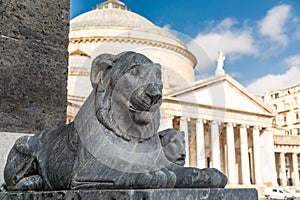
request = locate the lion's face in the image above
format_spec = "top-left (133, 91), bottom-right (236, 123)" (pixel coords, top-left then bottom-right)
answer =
top-left (124, 64), bottom-right (162, 125)
top-left (92, 52), bottom-right (163, 141)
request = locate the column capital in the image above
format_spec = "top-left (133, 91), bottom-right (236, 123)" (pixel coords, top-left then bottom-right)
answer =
top-left (196, 119), bottom-right (207, 124)
top-left (239, 124), bottom-right (249, 129)
top-left (252, 126), bottom-right (262, 131)
top-left (180, 117), bottom-right (190, 122)
top-left (225, 122), bottom-right (236, 127)
top-left (209, 120), bottom-right (221, 125)
top-left (161, 115), bottom-right (174, 120)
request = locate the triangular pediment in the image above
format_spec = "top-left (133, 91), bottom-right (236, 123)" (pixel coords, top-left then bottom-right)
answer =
top-left (69, 49), bottom-right (90, 57)
top-left (165, 75), bottom-right (274, 116)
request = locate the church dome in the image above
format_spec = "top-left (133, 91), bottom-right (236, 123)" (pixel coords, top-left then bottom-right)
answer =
top-left (69, 0), bottom-right (188, 49)
top-left (71, 7), bottom-right (156, 30)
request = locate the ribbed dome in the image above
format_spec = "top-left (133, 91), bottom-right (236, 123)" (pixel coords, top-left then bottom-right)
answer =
top-left (71, 8), bottom-right (156, 30)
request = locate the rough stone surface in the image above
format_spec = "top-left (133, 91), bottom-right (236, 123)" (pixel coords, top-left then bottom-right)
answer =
top-left (0, 188), bottom-right (258, 200)
top-left (3, 52), bottom-right (227, 191)
top-left (0, 0), bottom-right (69, 133)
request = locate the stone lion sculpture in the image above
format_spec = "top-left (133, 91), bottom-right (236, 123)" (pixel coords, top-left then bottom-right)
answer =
top-left (4, 51), bottom-right (227, 191)
top-left (159, 129), bottom-right (186, 166)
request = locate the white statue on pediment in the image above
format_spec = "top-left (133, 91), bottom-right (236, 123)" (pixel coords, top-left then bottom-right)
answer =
top-left (217, 51), bottom-right (225, 69)
top-left (215, 51), bottom-right (226, 76)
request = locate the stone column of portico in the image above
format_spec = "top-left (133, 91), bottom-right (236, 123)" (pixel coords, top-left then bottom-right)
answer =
top-left (252, 126), bottom-right (262, 185)
top-left (159, 115), bottom-right (174, 131)
top-left (196, 119), bottom-right (206, 169)
top-left (210, 121), bottom-right (221, 170)
top-left (280, 152), bottom-right (287, 186)
top-left (226, 123), bottom-right (237, 184)
top-left (180, 117), bottom-right (189, 167)
top-left (292, 153), bottom-right (299, 186)
top-left (240, 125), bottom-right (251, 185)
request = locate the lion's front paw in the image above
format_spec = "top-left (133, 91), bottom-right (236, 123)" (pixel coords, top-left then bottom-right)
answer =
top-left (194, 168), bottom-right (228, 188)
top-left (138, 169), bottom-right (176, 188)
top-left (13, 175), bottom-right (43, 191)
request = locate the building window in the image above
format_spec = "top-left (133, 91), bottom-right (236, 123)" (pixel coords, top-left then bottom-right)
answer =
top-left (285, 131), bottom-right (289, 135)
top-left (284, 116), bottom-right (287, 123)
top-left (275, 93), bottom-right (279, 98)
top-left (296, 113), bottom-right (299, 120)
top-left (290, 129), bottom-right (293, 135)
top-left (297, 128), bottom-right (300, 135)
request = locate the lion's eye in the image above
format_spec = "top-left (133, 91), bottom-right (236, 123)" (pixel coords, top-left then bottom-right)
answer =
top-left (130, 68), bottom-right (139, 76)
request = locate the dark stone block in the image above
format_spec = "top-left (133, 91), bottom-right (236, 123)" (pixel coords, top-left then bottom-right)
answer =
top-left (0, 0), bottom-right (69, 133)
top-left (0, 188), bottom-right (258, 200)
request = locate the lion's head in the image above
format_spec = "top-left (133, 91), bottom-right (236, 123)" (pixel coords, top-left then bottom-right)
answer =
top-left (90, 52), bottom-right (163, 141)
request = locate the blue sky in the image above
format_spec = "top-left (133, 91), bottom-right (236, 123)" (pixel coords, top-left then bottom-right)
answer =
top-left (71, 0), bottom-right (300, 95)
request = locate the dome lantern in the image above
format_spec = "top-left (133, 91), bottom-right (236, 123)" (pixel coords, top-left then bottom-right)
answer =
top-left (96, 0), bottom-right (127, 10)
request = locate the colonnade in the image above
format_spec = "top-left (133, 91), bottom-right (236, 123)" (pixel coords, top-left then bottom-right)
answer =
top-left (276, 152), bottom-right (300, 186)
top-left (160, 115), bottom-right (265, 185)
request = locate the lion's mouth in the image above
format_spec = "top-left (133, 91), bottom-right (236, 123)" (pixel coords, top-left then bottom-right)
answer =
top-left (128, 99), bottom-right (161, 113)
top-left (128, 100), bottom-right (160, 125)
top-left (175, 157), bottom-right (186, 166)
top-left (127, 84), bottom-right (162, 125)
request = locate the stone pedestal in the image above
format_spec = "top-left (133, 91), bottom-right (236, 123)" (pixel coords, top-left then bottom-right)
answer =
top-left (0, 188), bottom-right (258, 200)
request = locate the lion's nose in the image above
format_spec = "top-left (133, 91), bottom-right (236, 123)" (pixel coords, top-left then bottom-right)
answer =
top-left (145, 84), bottom-right (162, 105)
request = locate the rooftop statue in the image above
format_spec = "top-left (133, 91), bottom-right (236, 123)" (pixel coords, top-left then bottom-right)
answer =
top-left (217, 51), bottom-right (225, 70)
top-left (3, 52), bottom-right (227, 191)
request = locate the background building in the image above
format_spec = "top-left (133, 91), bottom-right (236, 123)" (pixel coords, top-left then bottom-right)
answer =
top-left (264, 85), bottom-right (300, 187)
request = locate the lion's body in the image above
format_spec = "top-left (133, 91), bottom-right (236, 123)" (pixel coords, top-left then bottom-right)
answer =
top-left (4, 122), bottom-right (177, 190)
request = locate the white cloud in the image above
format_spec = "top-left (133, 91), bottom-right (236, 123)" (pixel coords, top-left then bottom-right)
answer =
top-left (258, 4), bottom-right (291, 46)
top-left (193, 18), bottom-right (258, 63)
top-left (162, 24), bottom-right (171, 30)
top-left (216, 18), bottom-right (238, 30)
top-left (284, 54), bottom-right (300, 66)
top-left (247, 66), bottom-right (300, 95)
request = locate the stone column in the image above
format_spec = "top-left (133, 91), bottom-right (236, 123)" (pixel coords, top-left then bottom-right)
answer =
top-left (252, 127), bottom-right (262, 185)
top-left (240, 125), bottom-right (251, 185)
top-left (226, 123), bottom-right (237, 184)
top-left (0, 0), bottom-right (69, 134)
top-left (196, 119), bottom-right (206, 169)
top-left (210, 121), bottom-right (221, 170)
top-left (180, 117), bottom-right (189, 167)
top-left (280, 152), bottom-right (287, 186)
top-left (159, 115), bottom-right (173, 131)
top-left (292, 153), bottom-right (299, 186)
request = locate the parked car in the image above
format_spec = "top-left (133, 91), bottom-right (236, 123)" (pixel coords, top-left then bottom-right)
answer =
top-left (264, 187), bottom-right (296, 200)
